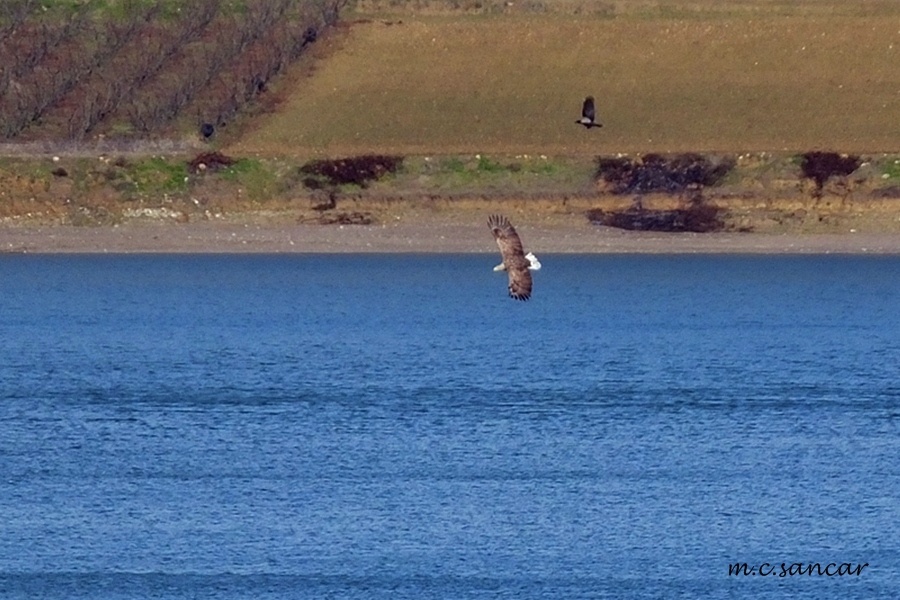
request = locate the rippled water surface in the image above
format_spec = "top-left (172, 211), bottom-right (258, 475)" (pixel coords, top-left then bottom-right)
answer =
top-left (1, 254), bottom-right (899, 599)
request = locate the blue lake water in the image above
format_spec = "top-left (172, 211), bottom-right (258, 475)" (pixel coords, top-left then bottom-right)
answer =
top-left (1, 253), bottom-right (899, 599)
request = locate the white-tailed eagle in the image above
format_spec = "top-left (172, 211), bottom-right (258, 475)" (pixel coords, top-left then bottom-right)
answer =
top-left (488, 214), bottom-right (541, 301)
top-left (576, 96), bottom-right (602, 129)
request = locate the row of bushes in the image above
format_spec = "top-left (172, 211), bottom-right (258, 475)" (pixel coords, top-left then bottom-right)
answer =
top-left (595, 151), bottom-right (861, 197)
top-left (590, 151), bottom-right (866, 232)
top-left (36, 149), bottom-right (883, 232)
top-left (179, 149), bottom-right (870, 189)
top-left (294, 151), bottom-right (864, 191)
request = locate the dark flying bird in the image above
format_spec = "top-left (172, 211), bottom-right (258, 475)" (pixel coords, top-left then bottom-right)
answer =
top-left (488, 214), bottom-right (541, 301)
top-left (576, 96), bottom-right (602, 129)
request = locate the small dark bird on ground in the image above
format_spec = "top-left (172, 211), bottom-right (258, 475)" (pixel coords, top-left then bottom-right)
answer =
top-left (576, 96), bottom-right (602, 129)
top-left (200, 123), bottom-right (215, 139)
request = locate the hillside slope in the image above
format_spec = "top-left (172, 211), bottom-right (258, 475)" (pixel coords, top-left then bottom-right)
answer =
top-left (3, 2), bottom-right (900, 236)
top-left (232, 9), bottom-right (900, 157)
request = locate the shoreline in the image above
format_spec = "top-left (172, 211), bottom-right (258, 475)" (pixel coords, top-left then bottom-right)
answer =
top-left (3, 220), bottom-right (900, 254)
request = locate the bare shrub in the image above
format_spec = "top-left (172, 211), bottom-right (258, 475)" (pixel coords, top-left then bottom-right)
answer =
top-left (596, 153), bottom-right (735, 195)
top-left (0, 5), bottom-right (148, 139)
top-left (586, 201), bottom-right (724, 233)
top-left (870, 186), bottom-right (900, 199)
top-left (65, 0), bottom-right (220, 138)
top-left (311, 0), bottom-right (353, 26)
top-left (127, 59), bottom-right (215, 132)
top-left (188, 151), bottom-right (236, 173)
top-left (300, 155), bottom-right (403, 188)
top-left (0, 0), bottom-right (39, 37)
top-left (305, 211), bottom-right (375, 225)
top-left (0, 10), bottom-right (90, 97)
top-left (798, 151), bottom-right (861, 197)
top-left (194, 4), bottom-right (322, 130)
top-left (2, 0), bottom-right (348, 140)
top-left (125, 0), bottom-right (300, 133)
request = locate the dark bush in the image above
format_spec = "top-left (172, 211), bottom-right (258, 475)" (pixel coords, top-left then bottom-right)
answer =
top-left (586, 201), bottom-right (724, 233)
top-left (188, 151), bottom-right (235, 173)
top-left (596, 153), bottom-right (734, 195)
top-left (302, 176), bottom-right (323, 190)
top-left (315, 211), bottom-right (373, 225)
top-left (299, 154), bottom-right (403, 188)
top-left (871, 185), bottom-right (900, 199)
top-left (799, 151), bottom-right (861, 196)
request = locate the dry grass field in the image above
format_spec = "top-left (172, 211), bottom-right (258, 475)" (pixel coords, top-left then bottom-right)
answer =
top-left (230, 0), bottom-right (900, 158)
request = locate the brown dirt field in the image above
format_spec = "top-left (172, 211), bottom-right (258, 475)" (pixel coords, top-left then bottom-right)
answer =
top-left (230, 13), bottom-right (900, 158)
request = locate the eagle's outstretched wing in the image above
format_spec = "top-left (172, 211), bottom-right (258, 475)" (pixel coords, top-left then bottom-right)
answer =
top-left (582, 96), bottom-right (596, 121)
top-left (488, 214), bottom-right (533, 301)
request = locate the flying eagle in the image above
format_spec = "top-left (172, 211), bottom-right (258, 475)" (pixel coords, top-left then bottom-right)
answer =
top-left (488, 214), bottom-right (541, 301)
top-left (576, 96), bottom-right (602, 129)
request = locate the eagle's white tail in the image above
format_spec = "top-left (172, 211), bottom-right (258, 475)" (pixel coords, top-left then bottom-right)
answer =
top-left (526, 252), bottom-right (541, 271)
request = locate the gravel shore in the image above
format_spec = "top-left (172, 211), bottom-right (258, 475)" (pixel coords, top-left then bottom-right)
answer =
top-left (3, 219), bottom-right (900, 254)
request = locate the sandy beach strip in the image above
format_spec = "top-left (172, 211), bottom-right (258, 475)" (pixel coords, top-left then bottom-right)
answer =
top-left (3, 221), bottom-right (900, 254)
